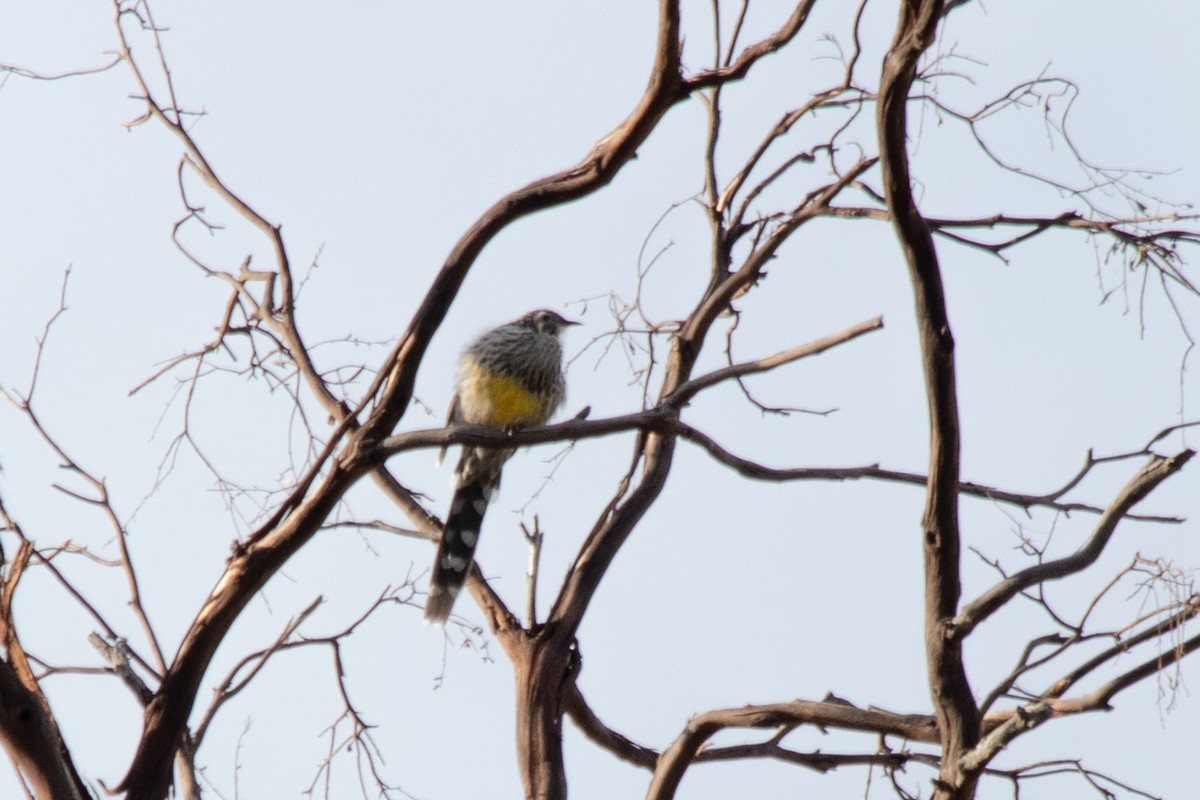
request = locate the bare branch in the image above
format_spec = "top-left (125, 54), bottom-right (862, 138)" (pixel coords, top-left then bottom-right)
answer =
top-left (383, 413), bottom-right (1186, 529)
top-left (1, 280), bottom-right (168, 673)
top-left (1041, 594), bottom-right (1200, 707)
top-left (0, 541), bottom-right (89, 800)
top-left (646, 698), bottom-right (940, 799)
top-left (821, 205), bottom-right (1200, 264)
top-left (685, 1), bottom-right (818, 91)
top-left (193, 596), bottom-right (324, 747)
top-left (88, 634), bottom-right (154, 706)
top-left (877, 1), bottom-right (982, 796)
top-left (955, 451), bottom-right (1194, 636)
top-left (562, 683), bottom-right (657, 770)
top-left (6, 3), bottom-right (1184, 799)
top-left (3, 349), bottom-right (168, 686)
top-left (115, 2), bottom-right (346, 430)
top-left (665, 316), bottom-right (883, 405)
top-left (0, 56), bottom-right (121, 81)
top-left (957, 703), bottom-right (1052, 782)
top-left (522, 518), bottom-right (544, 628)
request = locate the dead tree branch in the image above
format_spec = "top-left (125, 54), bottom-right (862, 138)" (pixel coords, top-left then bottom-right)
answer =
top-left (878, 1), bottom-right (981, 797)
top-left (645, 698), bottom-right (939, 799)
top-left (0, 541), bottom-right (89, 800)
top-left (954, 451), bottom-right (1194, 636)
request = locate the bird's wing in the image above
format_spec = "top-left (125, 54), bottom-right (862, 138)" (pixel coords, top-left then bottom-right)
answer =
top-left (434, 391), bottom-right (461, 468)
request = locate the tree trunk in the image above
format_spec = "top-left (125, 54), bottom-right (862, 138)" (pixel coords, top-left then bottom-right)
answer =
top-left (511, 627), bottom-right (576, 800)
top-left (877, 1), bottom-right (981, 797)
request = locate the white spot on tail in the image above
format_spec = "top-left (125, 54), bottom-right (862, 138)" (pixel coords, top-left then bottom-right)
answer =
top-left (472, 498), bottom-right (488, 515)
top-left (460, 529), bottom-right (477, 548)
top-left (441, 553), bottom-right (469, 572)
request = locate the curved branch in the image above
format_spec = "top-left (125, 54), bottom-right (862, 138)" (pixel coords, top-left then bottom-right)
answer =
top-left (115, 1), bottom-right (695, 793)
top-left (563, 683), bottom-right (657, 770)
top-left (685, 0), bottom-right (817, 91)
top-left (364, 0), bottom-right (842, 448)
top-left (116, 447), bottom-right (374, 798)
top-left (646, 699), bottom-right (940, 799)
top-left (359, 0), bottom-right (687, 442)
top-left (954, 450), bottom-right (1194, 636)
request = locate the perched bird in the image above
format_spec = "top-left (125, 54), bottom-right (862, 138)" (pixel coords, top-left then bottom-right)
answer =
top-left (424, 309), bottom-right (577, 625)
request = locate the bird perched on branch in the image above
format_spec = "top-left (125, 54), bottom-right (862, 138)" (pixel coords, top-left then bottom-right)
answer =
top-left (424, 309), bottom-right (578, 625)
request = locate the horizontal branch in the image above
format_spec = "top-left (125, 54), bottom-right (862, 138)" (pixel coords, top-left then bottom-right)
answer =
top-left (377, 408), bottom-right (677, 455)
top-left (0, 57), bottom-right (121, 81)
top-left (568, 682), bottom-right (933, 779)
top-left (646, 698), bottom-right (939, 798)
top-left (380, 414), bottom-right (1186, 525)
top-left (385, 314), bottom-right (884, 459)
top-left (695, 741), bottom-right (915, 772)
top-left (675, 425), bottom-right (1184, 521)
top-left (822, 205), bottom-right (1200, 257)
top-left (595, 661), bottom-right (1200, 798)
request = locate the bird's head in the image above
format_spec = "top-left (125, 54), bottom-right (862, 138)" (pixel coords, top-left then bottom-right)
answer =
top-left (517, 309), bottom-right (580, 336)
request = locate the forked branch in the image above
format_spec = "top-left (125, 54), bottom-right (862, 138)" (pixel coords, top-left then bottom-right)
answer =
top-left (954, 450), bottom-right (1194, 636)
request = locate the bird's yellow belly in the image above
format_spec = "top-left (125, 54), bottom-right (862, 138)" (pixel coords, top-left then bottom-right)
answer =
top-left (460, 364), bottom-right (548, 428)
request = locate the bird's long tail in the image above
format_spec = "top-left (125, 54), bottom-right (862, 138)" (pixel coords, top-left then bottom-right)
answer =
top-left (424, 476), bottom-right (494, 625)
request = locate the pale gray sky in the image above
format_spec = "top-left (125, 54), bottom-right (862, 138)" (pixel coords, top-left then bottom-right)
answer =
top-left (1, 2), bottom-right (1198, 799)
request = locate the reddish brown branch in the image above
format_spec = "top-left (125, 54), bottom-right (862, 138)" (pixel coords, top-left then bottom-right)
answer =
top-left (954, 451), bottom-right (1194, 636)
top-left (684, 0), bottom-right (817, 91)
top-left (113, 0), bottom-right (686, 793)
top-left (488, 8), bottom-right (844, 795)
top-left (116, 458), bottom-right (369, 798)
top-left (646, 699), bottom-right (940, 799)
top-left (360, 0), bottom-right (688, 446)
top-left (877, 1), bottom-right (980, 797)
top-left (0, 541), bottom-right (90, 800)
top-left (563, 683), bottom-right (658, 770)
